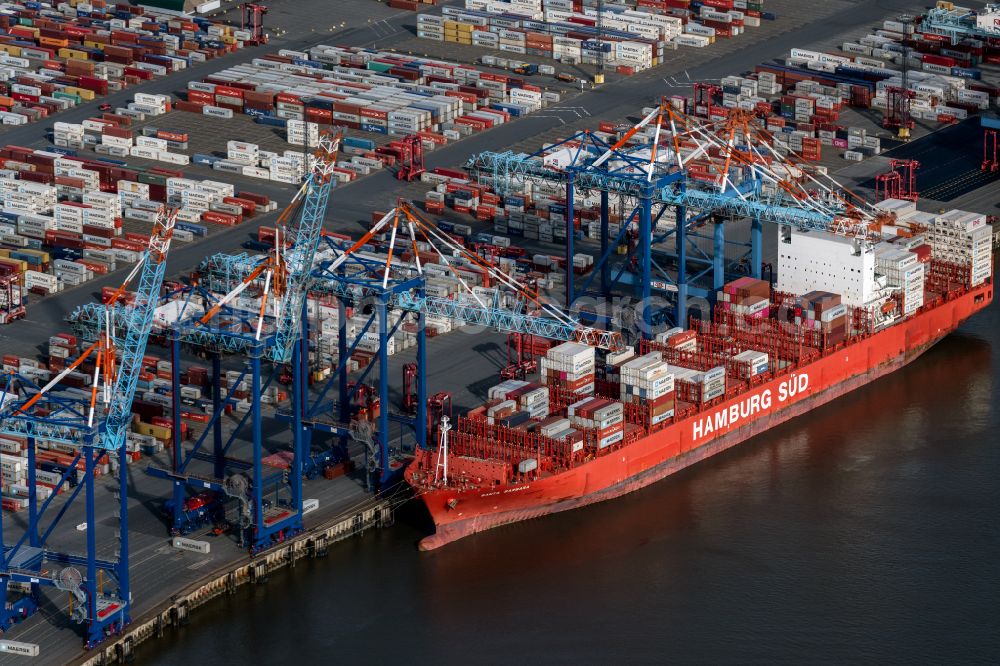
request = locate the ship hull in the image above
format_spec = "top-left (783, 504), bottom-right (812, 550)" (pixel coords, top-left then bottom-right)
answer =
top-left (409, 283), bottom-right (993, 550)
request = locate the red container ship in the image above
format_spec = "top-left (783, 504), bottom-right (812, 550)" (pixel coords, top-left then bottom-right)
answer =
top-left (406, 252), bottom-right (994, 550)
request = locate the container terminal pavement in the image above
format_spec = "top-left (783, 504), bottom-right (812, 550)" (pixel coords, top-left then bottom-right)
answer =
top-left (0, 0), bottom-right (997, 662)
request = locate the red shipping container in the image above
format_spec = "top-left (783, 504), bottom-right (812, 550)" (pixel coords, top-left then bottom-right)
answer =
top-left (111, 237), bottom-right (145, 251)
top-left (201, 211), bottom-right (241, 226)
top-left (174, 101), bottom-right (206, 113)
top-left (77, 259), bottom-right (109, 275)
top-left (305, 106), bottom-right (332, 123)
top-left (156, 130), bottom-right (188, 142)
top-left (276, 92), bottom-right (302, 105)
top-left (237, 191), bottom-right (270, 206)
top-left (213, 84), bottom-right (244, 98)
top-left (223, 196), bottom-right (256, 216)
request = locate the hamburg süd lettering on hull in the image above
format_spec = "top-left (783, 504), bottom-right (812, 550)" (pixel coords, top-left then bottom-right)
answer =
top-left (692, 373), bottom-right (810, 441)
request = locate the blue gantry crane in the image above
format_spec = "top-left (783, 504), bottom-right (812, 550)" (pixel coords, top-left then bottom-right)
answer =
top-left (145, 131), bottom-right (344, 552)
top-left (71, 132), bottom-right (347, 552)
top-left (466, 99), bottom-right (872, 331)
top-left (0, 207), bottom-right (177, 648)
top-left (297, 200), bottom-right (625, 485)
top-left (138, 196), bottom-right (625, 491)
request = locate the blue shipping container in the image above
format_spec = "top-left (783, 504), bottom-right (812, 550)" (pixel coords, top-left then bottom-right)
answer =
top-left (176, 222), bottom-right (208, 237)
top-left (951, 66), bottom-right (982, 80)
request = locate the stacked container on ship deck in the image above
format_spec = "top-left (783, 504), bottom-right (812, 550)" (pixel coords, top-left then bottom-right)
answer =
top-left (485, 399), bottom-right (532, 428)
top-left (673, 366), bottom-right (726, 404)
top-left (488, 379), bottom-right (550, 419)
top-left (620, 353), bottom-right (675, 426)
top-left (716, 276), bottom-right (771, 317)
top-left (567, 397), bottom-right (624, 449)
top-left (797, 291), bottom-right (848, 345)
top-left (541, 342), bottom-right (595, 395)
top-left (601, 347), bottom-right (635, 384)
top-left (927, 210), bottom-right (992, 288)
top-left (655, 327), bottom-right (697, 352)
top-left (728, 350), bottom-right (770, 381)
top-left (875, 244), bottom-right (925, 315)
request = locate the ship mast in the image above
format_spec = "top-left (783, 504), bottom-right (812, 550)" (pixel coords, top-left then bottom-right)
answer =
top-left (434, 416), bottom-right (451, 486)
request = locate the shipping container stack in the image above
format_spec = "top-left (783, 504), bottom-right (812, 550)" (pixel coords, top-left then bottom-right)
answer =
top-left (0, 144), bottom-right (277, 311)
top-left (793, 291), bottom-right (849, 346)
top-left (672, 365), bottom-right (726, 405)
top-left (653, 327), bottom-right (697, 352)
top-left (728, 349), bottom-right (770, 381)
top-left (875, 244), bottom-right (926, 316)
top-left (715, 276), bottom-right (771, 318)
top-left (619, 352), bottom-right (675, 427)
top-left (540, 341), bottom-right (596, 396)
top-left (488, 379), bottom-right (551, 419)
top-left (567, 396), bottom-right (625, 449)
top-left (417, 0), bottom-right (769, 73)
top-left (0, 1), bottom-right (255, 126)
top-left (743, 12), bottom-right (1000, 154)
top-left (926, 209), bottom-right (993, 290)
top-left (175, 45), bottom-right (555, 146)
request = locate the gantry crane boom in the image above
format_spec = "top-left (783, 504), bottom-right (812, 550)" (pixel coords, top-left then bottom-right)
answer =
top-left (102, 207), bottom-right (177, 450)
top-left (6, 207), bottom-right (177, 449)
top-left (271, 131), bottom-right (342, 362)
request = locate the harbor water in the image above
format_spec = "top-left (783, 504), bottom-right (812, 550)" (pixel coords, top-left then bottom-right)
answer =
top-left (141, 277), bottom-right (999, 664)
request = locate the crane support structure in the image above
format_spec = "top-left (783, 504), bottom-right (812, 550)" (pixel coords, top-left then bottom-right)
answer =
top-left (466, 99), bottom-right (880, 330)
top-left (0, 207), bottom-right (177, 648)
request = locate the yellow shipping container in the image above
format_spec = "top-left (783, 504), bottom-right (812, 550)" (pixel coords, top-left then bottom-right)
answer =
top-left (135, 422), bottom-right (171, 441)
top-left (64, 87), bottom-right (95, 101)
top-left (0, 44), bottom-right (22, 57)
top-left (222, 34), bottom-right (237, 45)
top-left (457, 24), bottom-right (473, 32)
top-left (83, 40), bottom-right (104, 50)
top-left (59, 48), bottom-right (90, 60)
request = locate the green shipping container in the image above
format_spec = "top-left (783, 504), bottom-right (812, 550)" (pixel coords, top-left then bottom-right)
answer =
top-left (138, 172), bottom-right (168, 186)
top-left (53, 91), bottom-right (82, 104)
